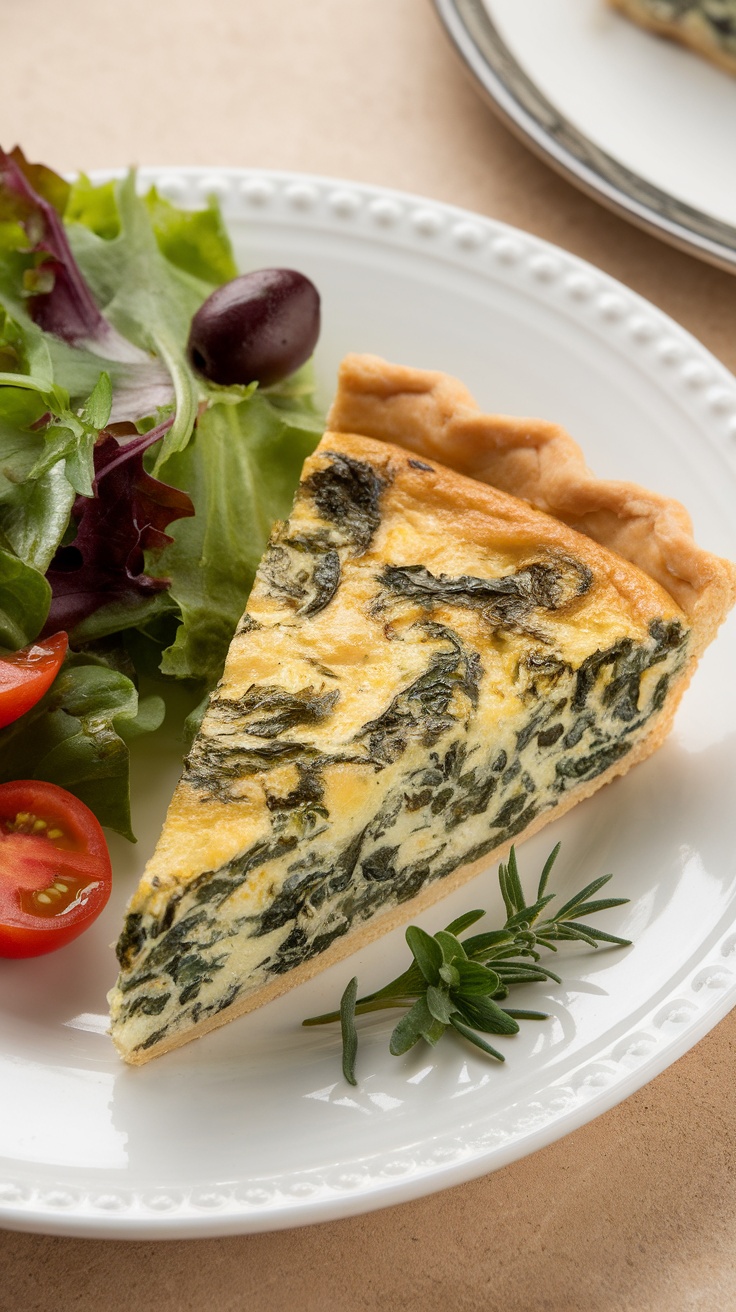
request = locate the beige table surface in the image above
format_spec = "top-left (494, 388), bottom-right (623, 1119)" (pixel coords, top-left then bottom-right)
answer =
top-left (2, 1), bottom-right (736, 1308)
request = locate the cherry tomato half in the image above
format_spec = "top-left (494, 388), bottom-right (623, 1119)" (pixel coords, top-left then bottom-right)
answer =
top-left (0, 781), bottom-right (112, 958)
top-left (0, 631), bottom-right (68, 729)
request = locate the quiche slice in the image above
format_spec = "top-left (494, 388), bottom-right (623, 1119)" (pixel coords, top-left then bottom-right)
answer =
top-left (608, 0), bottom-right (736, 76)
top-left (109, 356), bottom-right (736, 1064)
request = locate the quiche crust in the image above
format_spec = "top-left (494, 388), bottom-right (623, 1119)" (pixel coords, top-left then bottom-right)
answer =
top-left (328, 354), bottom-right (736, 660)
top-left (109, 357), bottom-right (735, 1065)
top-left (607, 0), bottom-right (736, 76)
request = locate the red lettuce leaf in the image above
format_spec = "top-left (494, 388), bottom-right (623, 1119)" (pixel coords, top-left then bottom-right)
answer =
top-left (44, 418), bottom-right (194, 635)
top-left (0, 147), bottom-right (176, 427)
top-left (0, 145), bottom-right (113, 346)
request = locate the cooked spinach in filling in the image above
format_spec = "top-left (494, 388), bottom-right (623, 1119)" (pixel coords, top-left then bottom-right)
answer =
top-left (111, 447), bottom-right (690, 1056)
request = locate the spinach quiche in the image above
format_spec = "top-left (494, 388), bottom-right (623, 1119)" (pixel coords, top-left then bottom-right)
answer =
top-left (608, 0), bottom-right (736, 75)
top-left (109, 355), bottom-right (736, 1064)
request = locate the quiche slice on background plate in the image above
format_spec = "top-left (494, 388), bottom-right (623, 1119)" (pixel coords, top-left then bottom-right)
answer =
top-left (608, 0), bottom-right (736, 77)
top-left (109, 355), bottom-right (736, 1065)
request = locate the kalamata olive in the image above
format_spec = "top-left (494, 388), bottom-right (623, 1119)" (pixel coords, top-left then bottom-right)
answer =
top-left (187, 268), bottom-right (320, 388)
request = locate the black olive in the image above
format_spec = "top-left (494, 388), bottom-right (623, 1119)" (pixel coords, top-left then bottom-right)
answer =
top-left (187, 268), bottom-right (321, 388)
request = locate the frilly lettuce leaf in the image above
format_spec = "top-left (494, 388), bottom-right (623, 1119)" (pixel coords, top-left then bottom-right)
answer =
top-left (1, 146), bottom-right (128, 352)
top-left (66, 172), bottom-right (231, 463)
top-left (144, 187), bottom-right (238, 286)
top-left (28, 371), bottom-right (112, 498)
top-left (65, 175), bottom-right (120, 240)
top-left (0, 318), bottom-right (115, 580)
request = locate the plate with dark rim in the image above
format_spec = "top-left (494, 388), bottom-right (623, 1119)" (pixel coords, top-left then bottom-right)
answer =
top-left (433, 0), bottom-right (736, 273)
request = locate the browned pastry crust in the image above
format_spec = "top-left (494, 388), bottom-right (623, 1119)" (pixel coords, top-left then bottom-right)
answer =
top-left (327, 353), bottom-right (736, 661)
top-left (607, 0), bottom-right (736, 77)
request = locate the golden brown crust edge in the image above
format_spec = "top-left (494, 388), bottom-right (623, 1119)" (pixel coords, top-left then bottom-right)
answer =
top-left (607, 0), bottom-right (736, 77)
top-left (327, 354), bottom-right (736, 660)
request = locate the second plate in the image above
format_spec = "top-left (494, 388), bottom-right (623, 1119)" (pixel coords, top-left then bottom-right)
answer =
top-left (433, 0), bottom-right (736, 272)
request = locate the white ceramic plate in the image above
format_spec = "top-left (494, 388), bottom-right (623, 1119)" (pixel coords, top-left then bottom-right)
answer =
top-left (433, 0), bottom-right (736, 271)
top-left (2, 168), bottom-right (736, 1239)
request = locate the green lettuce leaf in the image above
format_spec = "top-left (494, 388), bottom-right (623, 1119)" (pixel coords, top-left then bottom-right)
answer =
top-left (27, 370), bottom-right (111, 497)
top-left (0, 544), bottom-right (51, 646)
top-left (0, 371), bottom-right (76, 576)
top-left (65, 174), bottom-right (121, 240)
top-left (0, 304), bottom-right (69, 422)
top-left (66, 172), bottom-right (233, 464)
top-left (66, 176), bottom-right (238, 284)
top-left (154, 386), bottom-right (323, 684)
top-left (0, 346), bottom-right (115, 577)
top-left (144, 187), bottom-right (238, 286)
top-left (0, 452), bottom-right (75, 575)
top-left (0, 652), bottom-right (165, 838)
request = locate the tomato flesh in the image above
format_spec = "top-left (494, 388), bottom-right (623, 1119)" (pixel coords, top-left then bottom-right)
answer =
top-left (0, 631), bottom-right (68, 729)
top-left (0, 781), bottom-right (112, 958)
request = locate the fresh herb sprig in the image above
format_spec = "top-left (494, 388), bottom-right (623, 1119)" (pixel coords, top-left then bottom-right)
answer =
top-left (303, 843), bottom-right (631, 1085)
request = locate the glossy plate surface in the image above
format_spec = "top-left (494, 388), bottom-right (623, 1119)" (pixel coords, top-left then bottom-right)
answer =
top-left (433, 0), bottom-right (736, 272)
top-left (2, 168), bottom-right (736, 1238)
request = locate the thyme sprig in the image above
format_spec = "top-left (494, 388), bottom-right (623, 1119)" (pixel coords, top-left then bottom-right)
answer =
top-left (302, 843), bottom-right (631, 1084)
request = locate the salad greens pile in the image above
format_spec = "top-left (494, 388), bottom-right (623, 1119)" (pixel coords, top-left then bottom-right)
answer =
top-left (0, 147), bottom-right (324, 839)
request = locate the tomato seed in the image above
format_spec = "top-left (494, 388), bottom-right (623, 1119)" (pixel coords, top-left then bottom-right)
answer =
top-left (5, 812), bottom-right (66, 841)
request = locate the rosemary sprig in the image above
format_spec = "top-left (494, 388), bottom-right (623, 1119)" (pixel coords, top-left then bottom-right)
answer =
top-left (302, 843), bottom-right (631, 1085)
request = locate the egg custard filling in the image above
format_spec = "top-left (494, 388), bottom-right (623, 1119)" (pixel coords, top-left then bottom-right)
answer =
top-left (109, 398), bottom-right (710, 1063)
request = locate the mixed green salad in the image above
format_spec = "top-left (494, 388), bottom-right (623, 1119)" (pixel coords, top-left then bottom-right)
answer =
top-left (0, 147), bottom-right (324, 844)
